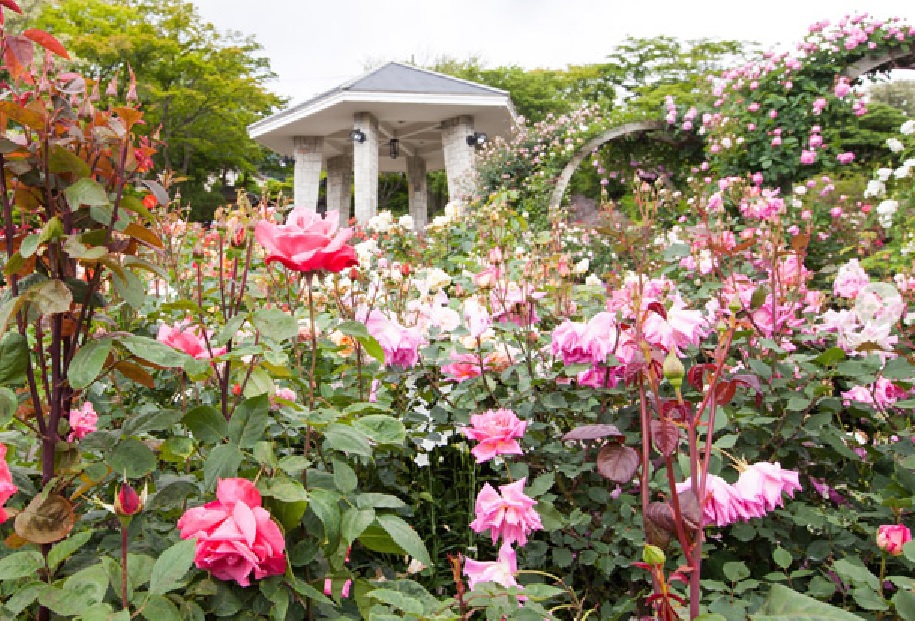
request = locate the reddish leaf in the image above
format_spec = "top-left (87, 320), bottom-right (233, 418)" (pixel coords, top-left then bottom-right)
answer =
top-left (687, 363), bottom-right (715, 391)
top-left (22, 29), bottom-right (69, 59)
top-left (0, 0), bottom-right (22, 14)
top-left (562, 423), bottom-right (624, 442)
top-left (596, 444), bottom-right (639, 484)
top-left (15, 493), bottom-right (75, 544)
top-left (645, 301), bottom-right (667, 320)
top-left (713, 380), bottom-right (738, 406)
top-left (3, 35), bottom-right (32, 81)
top-left (646, 501), bottom-right (677, 533)
top-left (0, 100), bottom-right (44, 130)
top-left (650, 418), bottom-right (680, 456)
top-left (676, 489), bottom-right (702, 531)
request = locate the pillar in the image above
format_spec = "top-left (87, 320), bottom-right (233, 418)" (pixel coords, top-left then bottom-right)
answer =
top-left (353, 112), bottom-right (379, 224)
top-left (326, 154), bottom-right (353, 228)
top-left (293, 136), bottom-right (323, 209)
top-left (406, 155), bottom-right (427, 232)
top-left (441, 115), bottom-right (475, 202)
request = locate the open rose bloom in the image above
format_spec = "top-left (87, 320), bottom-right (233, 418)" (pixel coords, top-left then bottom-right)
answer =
top-left (68, 402), bottom-right (98, 442)
top-left (463, 542), bottom-right (521, 593)
top-left (877, 524), bottom-right (912, 556)
top-left (461, 408), bottom-right (527, 463)
top-left (255, 206), bottom-right (357, 273)
top-left (470, 478), bottom-right (543, 546)
top-left (157, 320), bottom-right (226, 360)
top-left (177, 478), bottom-right (287, 586)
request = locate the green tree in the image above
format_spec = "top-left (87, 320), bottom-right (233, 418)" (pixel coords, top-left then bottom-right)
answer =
top-left (34, 0), bottom-right (284, 217)
top-left (868, 79), bottom-right (915, 117)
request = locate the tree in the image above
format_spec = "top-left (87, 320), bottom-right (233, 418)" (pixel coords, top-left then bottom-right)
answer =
top-left (34, 0), bottom-right (284, 217)
top-left (868, 79), bottom-right (915, 117)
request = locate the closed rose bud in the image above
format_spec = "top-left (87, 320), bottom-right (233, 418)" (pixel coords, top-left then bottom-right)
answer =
top-left (643, 543), bottom-right (666, 566)
top-left (400, 263), bottom-right (411, 277)
top-left (349, 267), bottom-right (359, 280)
top-left (877, 524), bottom-right (912, 556)
top-left (114, 483), bottom-right (143, 517)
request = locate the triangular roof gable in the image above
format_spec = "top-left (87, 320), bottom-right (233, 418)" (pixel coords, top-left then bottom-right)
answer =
top-left (342, 62), bottom-right (508, 97)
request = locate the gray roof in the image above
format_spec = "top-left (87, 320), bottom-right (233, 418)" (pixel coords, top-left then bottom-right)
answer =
top-left (250, 62), bottom-right (510, 132)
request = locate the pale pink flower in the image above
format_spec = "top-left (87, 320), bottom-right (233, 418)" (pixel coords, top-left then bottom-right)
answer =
top-left (676, 474), bottom-right (751, 527)
top-left (800, 150), bottom-right (817, 165)
top-left (833, 259), bottom-right (870, 298)
top-left (0, 443), bottom-right (17, 523)
top-left (470, 479), bottom-right (543, 546)
top-left (68, 402), bottom-right (98, 442)
top-left (642, 301), bottom-right (707, 355)
top-left (463, 542), bottom-right (521, 593)
top-left (461, 409), bottom-right (527, 463)
top-left (157, 320), bottom-right (226, 359)
top-left (363, 310), bottom-right (426, 369)
top-left (734, 462), bottom-right (802, 513)
top-left (463, 298), bottom-right (492, 339)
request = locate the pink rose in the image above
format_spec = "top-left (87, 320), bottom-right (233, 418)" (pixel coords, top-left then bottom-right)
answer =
top-left (157, 320), bottom-right (226, 360)
top-left (463, 542), bottom-right (521, 593)
top-left (0, 443), bottom-right (18, 523)
top-left (362, 309), bottom-right (426, 369)
top-left (461, 408), bottom-right (527, 463)
top-left (68, 402), bottom-right (98, 442)
top-left (677, 474), bottom-right (754, 527)
top-left (177, 478), bottom-right (287, 587)
top-left (733, 462), bottom-right (802, 513)
top-left (469, 478), bottom-right (542, 547)
top-left (877, 524), bottom-right (912, 556)
top-left (833, 259), bottom-right (870, 299)
top-left (255, 206), bottom-right (357, 273)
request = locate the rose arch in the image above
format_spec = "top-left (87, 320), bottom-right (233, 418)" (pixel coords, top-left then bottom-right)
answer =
top-left (548, 120), bottom-right (667, 211)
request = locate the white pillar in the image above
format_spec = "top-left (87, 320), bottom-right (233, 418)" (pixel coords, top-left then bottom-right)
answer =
top-left (406, 155), bottom-right (427, 232)
top-left (326, 154), bottom-right (353, 229)
top-left (293, 136), bottom-right (323, 208)
top-left (353, 112), bottom-right (378, 224)
top-left (441, 115), bottom-right (475, 202)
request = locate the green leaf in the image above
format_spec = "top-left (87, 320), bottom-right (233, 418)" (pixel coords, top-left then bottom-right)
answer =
top-left (521, 583), bottom-right (565, 599)
top-left (19, 234), bottom-right (39, 258)
top-left (48, 144), bottom-right (90, 178)
top-left (67, 338), bottom-right (113, 389)
top-left (323, 423), bottom-right (373, 458)
top-left (724, 561), bottom-right (750, 582)
top-left (122, 409), bottom-right (183, 436)
top-left (832, 558), bottom-right (879, 590)
top-left (121, 335), bottom-right (190, 368)
top-left (64, 178), bottom-right (109, 207)
top-left (251, 308), bottom-right (297, 342)
top-left (333, 459), bottom-right (358, 494)
top-left (904, 540), bottom-right (915, 563)
top-left (751, 584), bottom-right (866, 620)
top-left (148, 538), bottom-right (197, 595)
top-left (358, 523), bottom-right (404, 555)
top-left (342, 507), bottom-right (375, 545)
top-left (0, 386), bottom-right (16, 428)
top-left (140, 594), bottom-right (182, 621)
top-left (111, 269), bottom-right (146, 309)
top-left (204, 444), bottom-right (243, 490)
top-left (337, 321), bottom-right (370, 339)
top-left (893, 590), bottom-right (915, 621)
top-left (355, 493), bottom-right (407, 510)
top-left (369, 588), bottom-right (425, 616)
top-left (258, 476), bottom-right (308, 503)
top-left (0, 331), bottom-right (28, 386)
top-left (376, 514), bottom-right (432, 567)
top-left (47, 530), bottom-right (92, 571)
top-left (526, 472), bottom-right (555, 497)
top-left (228, 394), bottom-right (269, 449)
top-left (28, 279), bottom-right (72, 315)
top-left (353, 415), bottom-right (405, 446)
top-left (813, 347), bottom-right (846, 366)
top-left (183, 405), bottom-right (227, 443)
top-left (773, 547), bottom-right (792, 570)
top-left (108, 438), bottom-right (158, 478)
top-left (213, 314), bottom-right (247, 347)
top-left (0, 550), bottom-right (44, 579)
top-left (308, 488), bottom-right (342, 547)
top-left (355, 335), bottom-right (385, 363)
top-left (37, 216), bottom-right (64, 244)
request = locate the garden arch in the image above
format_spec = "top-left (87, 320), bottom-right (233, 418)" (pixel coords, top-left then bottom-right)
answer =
top-left (548, 120), bottom-right (666, 211)
top-left (842, 48), bottom-right (915, 80)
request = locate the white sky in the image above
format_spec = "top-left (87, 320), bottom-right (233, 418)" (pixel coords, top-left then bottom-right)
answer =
top-left (191, 0), bottom-right (915, 104)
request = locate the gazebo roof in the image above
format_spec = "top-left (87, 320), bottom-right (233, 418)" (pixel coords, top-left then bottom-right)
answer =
top-left (248, 62), bottom-right (517, 172)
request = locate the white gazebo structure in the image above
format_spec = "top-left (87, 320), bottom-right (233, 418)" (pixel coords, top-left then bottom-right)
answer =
top-left (248, 62), bottom-right (516, 229)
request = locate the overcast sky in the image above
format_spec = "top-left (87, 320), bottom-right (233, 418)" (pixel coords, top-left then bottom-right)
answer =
top-left (191, 0), bottom-right (915, 104)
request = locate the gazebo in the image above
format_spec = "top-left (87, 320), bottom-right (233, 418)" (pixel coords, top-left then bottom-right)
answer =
top-left (248, 62), bottom-right (517, 230)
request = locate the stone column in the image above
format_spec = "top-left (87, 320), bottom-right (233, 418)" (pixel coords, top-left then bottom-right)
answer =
top-left (441, 115), bottom-right (475, 202)
top-left (326, 154), bottom-right (353, 228)
top-left (353, 112), bottom-right (379, 224)
top-left (406, 155), bottom-right (427, 232)
top-left (293, 136), bottom-right (324, 208)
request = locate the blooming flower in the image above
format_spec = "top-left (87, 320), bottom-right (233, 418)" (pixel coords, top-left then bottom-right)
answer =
top-left (470, 479), bottom-right (543, 547)
top-left (461, 409), bottom-right (527, 463)
top-left (68, 402), bottom-right (98, 442)
top-left (254, 206), bottom-right (357, 273)
top-left (733, 462), bottom-right (802, 514)
top-left (157, 320), bottom-right (226, 360)
top-left (177, 478), bottom-right (287, 587)
top-left (0, 443), bottom-right (17, 524)
top-left (833, 259), bottom-right (870, 299)
top-left (677, 474), bottom-right (752, 527)
top-left (877, 524), bottom-right (912, 556)
top-left (463, 542), bottom-right (521, 592)
top-left (362, 309), bottom-right (426, 369)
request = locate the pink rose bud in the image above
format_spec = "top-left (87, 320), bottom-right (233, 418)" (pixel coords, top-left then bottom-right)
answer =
top-left (114, 483), bottom-right (142, 517)
top-left (877, 524), bottom-right (912, 556)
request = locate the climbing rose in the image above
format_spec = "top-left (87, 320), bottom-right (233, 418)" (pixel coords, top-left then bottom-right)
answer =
top-left (470, 478), bottom-right (542, 546)
top-left (68, 402), bottom-right (98, 442)
top-left (177, 478), bottom-right (287, 587)
top-left (461, 408), bottom-right (527, 463)
top-left (0, 443), bottom-right (17, 523)
top-left (463, 542), bottom-right (521, 592)
top-left (157, 320), bottom-right (226, 360)
top-left (254, 206), bottom-right (357, 273)
top-left (877, 524), bottom-right (912, 556)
